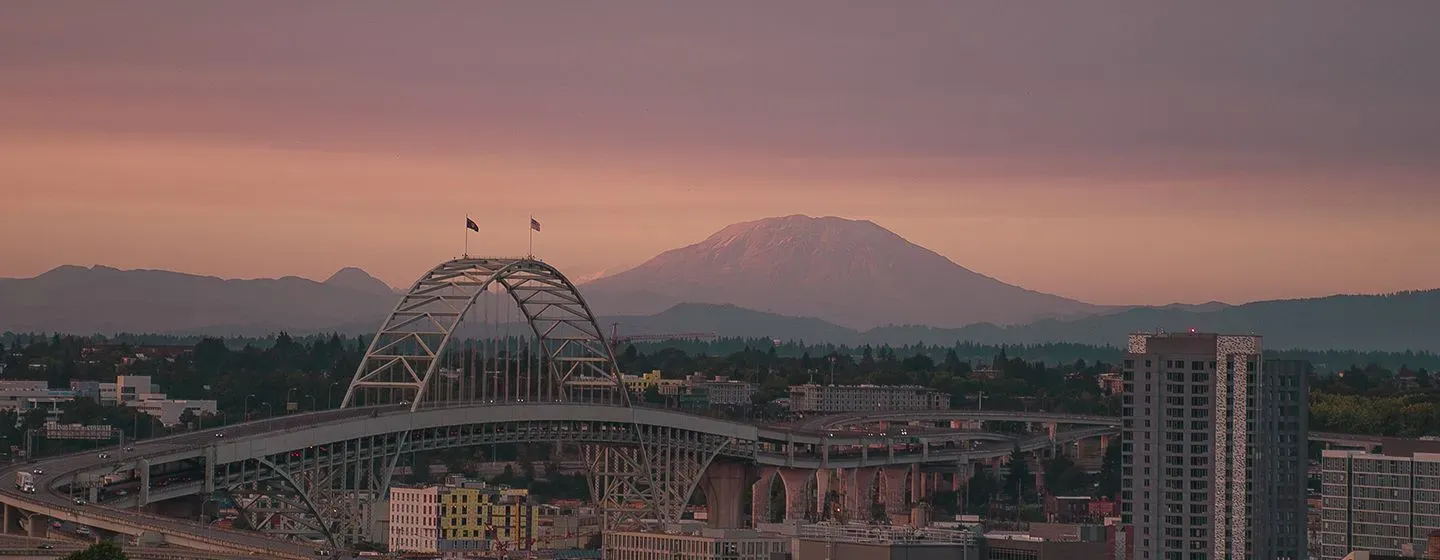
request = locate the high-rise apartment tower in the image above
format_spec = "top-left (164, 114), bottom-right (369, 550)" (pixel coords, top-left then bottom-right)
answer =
top-left (1121, 331), bottom-right (1307, 560)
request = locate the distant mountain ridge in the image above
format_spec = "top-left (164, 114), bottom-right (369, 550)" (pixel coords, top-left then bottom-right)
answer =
top-left (0, 264), bottom-right (1435, 352)
top-left (581, 215), bottom-right (1101, 329)
top-left (598, 291), bottom-right (1440, 353)
top-left (0, 265), bottom-right (394, 335)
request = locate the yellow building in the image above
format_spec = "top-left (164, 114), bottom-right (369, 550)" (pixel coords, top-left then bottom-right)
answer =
top-left (438, 484), bottom-right (536, 553)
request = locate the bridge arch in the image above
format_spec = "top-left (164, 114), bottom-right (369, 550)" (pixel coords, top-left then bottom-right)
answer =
top-left (341, 257), bottom-right (628, 411)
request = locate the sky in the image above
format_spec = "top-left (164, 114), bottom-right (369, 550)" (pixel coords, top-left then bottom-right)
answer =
top-left (2, 1), bottom-right (1438, 305)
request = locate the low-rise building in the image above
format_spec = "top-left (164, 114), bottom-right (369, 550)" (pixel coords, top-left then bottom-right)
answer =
top-left (69, 376), bottom-right (216, 426)
top-left (0, 380), bottom-right (72, 415)
top-left (787, 383), bottom-right (950, 414)
top-left (534, 504), bottom-right (600, 549)
top-left (794, 522), bottom-right (980, 560)
top-left (688, 375), bottom-right (755, 406)
top-left (606, 527), bottom-right (789, 560)
top-left (389, 479), bottom-right (539, 556)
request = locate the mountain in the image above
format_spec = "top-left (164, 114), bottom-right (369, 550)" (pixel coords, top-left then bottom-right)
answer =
top-left (0, 265), bottom-right (396, 335)
top-left (596, 290), bottom-right (1440, 352)
top-left (324, 267), bottom-right (397, 296)
top-left (604, 303), bottom-right (858, 342)
top-left (580, 215), bottom-right (1101, 329)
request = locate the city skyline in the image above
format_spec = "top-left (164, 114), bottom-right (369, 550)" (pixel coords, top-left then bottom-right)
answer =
top-left (4, 2), bottom-right (1439, 305)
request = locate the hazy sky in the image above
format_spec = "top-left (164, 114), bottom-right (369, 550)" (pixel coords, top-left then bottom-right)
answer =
top-left (2, 1), bottom-right (1438, 305)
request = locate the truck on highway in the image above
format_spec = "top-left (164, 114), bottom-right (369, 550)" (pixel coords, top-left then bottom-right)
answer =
top-left (14, 471), bottom-right (35, 492)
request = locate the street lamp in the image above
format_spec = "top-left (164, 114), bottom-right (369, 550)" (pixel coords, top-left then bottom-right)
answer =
top-left (326, 382), bottom-right (340, 410)
top-left (261, 402), bottom-right (273, 418)
top-left (287, 388), bottom-right (298, 414)
top-left (306, 394), bottom-right (316, 412)
top-left (243, 394), bottom-right (256, 422)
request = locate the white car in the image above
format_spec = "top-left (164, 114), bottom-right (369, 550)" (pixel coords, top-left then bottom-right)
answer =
top-left (74, 498), bottom-right (87, 505)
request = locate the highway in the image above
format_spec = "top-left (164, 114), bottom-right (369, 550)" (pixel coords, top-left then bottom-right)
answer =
top-left (0, 402), bottom-right (1121, 555)
top-left (0, 405), bottom-right (407, 558)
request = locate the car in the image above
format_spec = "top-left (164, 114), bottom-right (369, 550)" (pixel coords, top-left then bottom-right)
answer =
top-left (74, 498), bottom-right (87, 505)
top-left (98, 452), bottom-right (110, 459)
top-left (124, 446), bottom-right (134, 452)
top-left (313, 549), bottom-right (332, 556)
top-left (31, 468), bottom-right (43, 474)
top-left (36, 544), bottom-right (54, 550)
top-left (114, 489), bottom-right (127, 496)
top-left (214, 432), bottom-right (226, 438)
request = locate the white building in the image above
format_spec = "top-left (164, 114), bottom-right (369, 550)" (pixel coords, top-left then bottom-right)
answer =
top-left (388, 486), bottom-right (442, 554)
top-left (0, 380), bottom-right (73, 416)
top-left (70, 376), bottom-right (217, 427)
top-left (688, 375), bottom-right (755, 406)
top-left (787, 383), bottom-right (950, 413)
top-left (605, 528), bottom-right (789, 560)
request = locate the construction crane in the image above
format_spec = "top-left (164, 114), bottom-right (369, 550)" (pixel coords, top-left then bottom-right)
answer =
top-left (608, 322), bottom-right (716, 350)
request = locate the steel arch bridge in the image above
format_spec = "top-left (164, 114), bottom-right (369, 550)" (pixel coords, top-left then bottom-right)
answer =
top-left (342, 257), bottom-right (630, 410)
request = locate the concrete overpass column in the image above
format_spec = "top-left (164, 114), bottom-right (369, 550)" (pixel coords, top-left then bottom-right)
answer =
top-left (843, 467), bottom-right (878, 521)
top-left (777, 468), bottom-right (813, 522)
top-left (700, 462), bottom-right (747, 529)
top-left (3, 504), bottom-right (13, 535)
top-left (1099, 434), bottom-right (1111, 452)
top-left (204, 445), bottom-right (217, 493)
top-left (815, 470), bottom-right (833, 519)
top-left (26, 514), bottom-right (45, 538)
top-left (138, 458), bottom-right (152, 506)
top-left (750, 467), bottom-right (777, 525)
top-left (880, 466), bottom-right (909, 520)
top-left (911, 465), bottom-right (925, 507)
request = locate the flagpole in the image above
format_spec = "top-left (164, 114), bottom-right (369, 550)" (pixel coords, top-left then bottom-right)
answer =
top-left (464, 217), bottom-right (469, 258)
top-left (528, 214), bottom-right (533, 258)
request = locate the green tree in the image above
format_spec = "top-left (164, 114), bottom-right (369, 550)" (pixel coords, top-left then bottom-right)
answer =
top-left (1096, 441), bottom-right (1123, 499)
top-left (65, 541), bottom-right (128, 560)
top-left (1043, 455), bottom-right (1090, 496)
top-left (642, 386), bottom-right (665, 405)
top-left (964, 465), bottom-right (998, 514)
top-left (1003, 444), bottom-right (1036, 504)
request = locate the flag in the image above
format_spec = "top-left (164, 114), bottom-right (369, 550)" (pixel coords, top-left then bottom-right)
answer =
top-left (530, 218), bottom-right (541, 232)
top-left (466, 218), bottom-right (479, 232)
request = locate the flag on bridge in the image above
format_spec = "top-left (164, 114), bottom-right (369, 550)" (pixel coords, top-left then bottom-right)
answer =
top-left (466, 217), bottom-right (479, 232)
top-left (530, 217), bottom-right (541, 232)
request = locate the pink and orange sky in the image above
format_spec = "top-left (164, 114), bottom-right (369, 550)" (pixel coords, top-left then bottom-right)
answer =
top-left (2, 2), bottom-right (1438, 306)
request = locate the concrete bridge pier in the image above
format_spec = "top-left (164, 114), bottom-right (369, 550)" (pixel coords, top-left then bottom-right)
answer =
top-left (701, 461), bottom-right (748, 529)
top-left (880, 466), bottom-right (910, 523)
top-left (25, 514), bottom-right (46, 538)
top-left (816, 470), bottom-right (833, 519)
top-left (839, 467), bottom-right (878, 521)
top-left (2, 503), bottom-right (13, 535)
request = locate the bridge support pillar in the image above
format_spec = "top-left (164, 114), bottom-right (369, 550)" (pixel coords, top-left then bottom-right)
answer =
top-left (138, 458), bottom-right (151, 506)
top-left (700, 461), bottom-right (747, 529)
top-left (751, 467), bottom-right (776, 525)
top-left (26, 514), bottom-right (45, 538)
top-left (880, 466), bottom-right (909, 522)
top-left (2, 504), bottom-right (12, 535)
top-left (1100, 434), bottom-right (1112, 452)
top-left (816, 470), bottom-right (833, 520)
top-left (777, 468), bottom-right (813, 522)
top-left (840, 467), bottom-right (878, 522)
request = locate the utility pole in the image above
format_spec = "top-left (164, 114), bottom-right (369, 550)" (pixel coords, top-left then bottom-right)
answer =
top-left (976, 391), bottom-right (986, 411)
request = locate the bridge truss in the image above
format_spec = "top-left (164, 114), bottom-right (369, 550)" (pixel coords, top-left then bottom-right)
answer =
top-left (227, 257), bottom-right (718, 545)
top-left (214, 417), bottom-right (751, 545)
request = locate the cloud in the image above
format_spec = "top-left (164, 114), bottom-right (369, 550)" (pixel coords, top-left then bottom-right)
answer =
top-left (2, 1), bottom-right (1438, 177)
